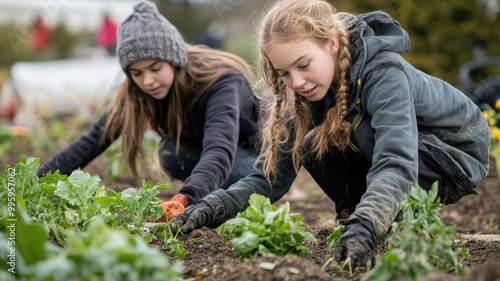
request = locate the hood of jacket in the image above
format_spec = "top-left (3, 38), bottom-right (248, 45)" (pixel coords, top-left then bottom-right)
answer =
top-left (346, 11), bottom-right (410, 100)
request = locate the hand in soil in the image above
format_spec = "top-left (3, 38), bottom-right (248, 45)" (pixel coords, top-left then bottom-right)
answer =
top-left (333, 216), bottom-right (377, 270)
top-left (158, 194), bottom-right (188, 222)
top-left (171, 194), bottom-right (227, 233)
top-left (158, 201), bottom-right (185, 222)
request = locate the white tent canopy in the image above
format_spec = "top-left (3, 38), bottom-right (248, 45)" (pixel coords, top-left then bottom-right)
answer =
top-left (1, 56), bottom-right (124, 125)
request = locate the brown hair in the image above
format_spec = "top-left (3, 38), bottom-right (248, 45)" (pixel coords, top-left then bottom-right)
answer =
top-left (102, 44), bottom-right (256, 176)
top-left (256, 0), bottom-right (353, 181)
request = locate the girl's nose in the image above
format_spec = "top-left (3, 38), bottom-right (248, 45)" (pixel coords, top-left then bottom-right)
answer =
top-left (143, 73), bottom-right (155, 86)
top-left (291, 73), bottom-right (306, 89)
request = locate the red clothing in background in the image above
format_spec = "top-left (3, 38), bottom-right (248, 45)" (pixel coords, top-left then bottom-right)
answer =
top-left (31, 16), bottom-right (51, 53)
top-left (96, 15), bottom-right (118, 54)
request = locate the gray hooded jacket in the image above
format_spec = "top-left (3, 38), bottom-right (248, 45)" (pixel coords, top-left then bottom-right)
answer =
top-left (210, 11), bottom-right (490, 237)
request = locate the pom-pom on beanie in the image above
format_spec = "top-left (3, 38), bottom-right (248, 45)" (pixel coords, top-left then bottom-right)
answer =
top-left (116, 0), bottom-right (188, 70)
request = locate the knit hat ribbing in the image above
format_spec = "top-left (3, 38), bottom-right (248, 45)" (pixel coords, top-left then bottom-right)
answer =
top-left (116, 0), bottom-right (188, 70)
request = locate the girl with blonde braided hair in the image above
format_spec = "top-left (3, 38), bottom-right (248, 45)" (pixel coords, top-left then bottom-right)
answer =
top-left (172, 0), bottom-right (489, 270)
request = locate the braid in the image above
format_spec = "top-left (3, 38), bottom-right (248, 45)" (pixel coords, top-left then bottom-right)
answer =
top-left (292, 94), bottom-right (312, 172)
top-left (256, 0), bottom-right (356, 182)
top-left (261, 97), bottom-right (284, 181)
top-left (314, 23), bottom-right (352, 157)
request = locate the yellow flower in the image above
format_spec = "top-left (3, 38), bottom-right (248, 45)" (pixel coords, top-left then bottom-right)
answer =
top-left (489, 118), bottom-right (497, 126)
top-left (492, 127), bottom-right (500, 141)
top-left (496, 99), bottom-right (500, 110)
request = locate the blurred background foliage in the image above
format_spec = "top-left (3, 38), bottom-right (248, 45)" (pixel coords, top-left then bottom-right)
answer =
top-left (0, 22), bottom-right (89, 66)
top-left (0, 0), bottom-right (499, 88)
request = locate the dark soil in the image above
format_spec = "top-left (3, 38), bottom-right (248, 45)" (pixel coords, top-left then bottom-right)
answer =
top-left (4, 121), bottom-right (500, 281)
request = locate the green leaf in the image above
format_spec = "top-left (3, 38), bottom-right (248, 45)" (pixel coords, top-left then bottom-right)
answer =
top-left (30, 255), bottom-right (76, 280)
top-left (232, 231), bottom-right (260, 256)
top-left (54, 170), bottom-right (100, 207)
top-left (363, 183), bottom-right (469, 281)
top-left (14, 157), bottom-right (40, 199)
top-left (217, 193), bottom-right (317, 257)
top-left (165, 238), bottom-right (186, 260)
top-left (327, 225), bottom-right (345, 250)
top-left (11, 206), bottom-right (52, 265)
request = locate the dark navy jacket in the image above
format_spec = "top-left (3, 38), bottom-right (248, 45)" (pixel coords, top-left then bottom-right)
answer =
top-left (38, 73), bottom-right (259, 203)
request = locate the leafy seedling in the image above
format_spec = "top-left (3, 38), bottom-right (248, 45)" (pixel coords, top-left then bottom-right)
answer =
top-left (321, 224), bottom-right (345, 270)
top-left (152, 222), bottom-right (186, 260)
top-left (0, 157), bottom-right (170, 244)
top-left (0, 206), bottom-right (184, 281)
top-left (216, 193), bottom-right (318, 258)
top-left (362, 183), bottom-right (470, 281)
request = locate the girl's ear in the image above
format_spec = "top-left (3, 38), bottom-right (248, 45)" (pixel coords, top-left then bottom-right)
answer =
top-left (329, 38), bottom-right (339, 55)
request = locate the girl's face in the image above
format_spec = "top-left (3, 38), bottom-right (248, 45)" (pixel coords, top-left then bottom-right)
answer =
top-left (265, 37), bottom-right (338, 102)
top-left (128, 59), bottom-right (175, 100)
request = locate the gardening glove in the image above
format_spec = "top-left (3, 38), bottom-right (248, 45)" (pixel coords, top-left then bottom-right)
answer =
top-left (170, 194), bottom-right (227, 234)
top-left (157, 193), bottom-right (188, 222)
top-left (332, 215), bottom-right (377, 270)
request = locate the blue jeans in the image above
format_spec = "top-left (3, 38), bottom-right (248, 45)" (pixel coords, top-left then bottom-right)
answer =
top-left (158, 138), bottom-right (255, 190)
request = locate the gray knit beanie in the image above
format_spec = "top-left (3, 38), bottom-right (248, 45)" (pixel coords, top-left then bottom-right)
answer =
top-left (116, 0), bottom-right (188, 70)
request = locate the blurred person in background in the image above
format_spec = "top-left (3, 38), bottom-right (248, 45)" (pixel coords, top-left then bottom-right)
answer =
top-left (30, 14), bottom-right (51, 54)
top-left (96, 12), bottom-right (118, 55)
top-left (37, 0), bottom-right (260, 222)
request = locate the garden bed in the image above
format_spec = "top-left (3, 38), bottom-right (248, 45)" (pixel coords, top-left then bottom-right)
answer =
top-left (2, 120), bottom-right (500, 281)
top-left (153, 170), bottom-right (500, 281)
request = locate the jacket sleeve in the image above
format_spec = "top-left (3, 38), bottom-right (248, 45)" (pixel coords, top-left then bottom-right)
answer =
top-left (354, 66), bottom-right (418, 237)
top-left (179, 74), bottom-right (253, 204)
top-left (211, 141), bottom-right (298, 219)
top-left (210, 116), bottom-right (298, 219)
top-left (37, 113), bottom-right (114, 177)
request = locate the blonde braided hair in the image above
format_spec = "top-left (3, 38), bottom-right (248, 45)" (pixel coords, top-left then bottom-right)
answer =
top-left (256, 0), bottom-right (353, 181)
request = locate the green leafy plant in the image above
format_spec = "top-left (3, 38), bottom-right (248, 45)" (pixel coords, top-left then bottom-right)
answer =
top-left (326, 225), bottom-right (345, 250)
top-left (321, 225), bottom-right (345, 271)
top-left (0, 157), bottom-right (169, 245)
top-left (362, 183), bottom-right (470, 281)
top-left (0, 206), bottom-right (183, 281)
top-left (151, 223), bottom-right (186, 260)
top-left (216, 193), bottom-right (318, 258)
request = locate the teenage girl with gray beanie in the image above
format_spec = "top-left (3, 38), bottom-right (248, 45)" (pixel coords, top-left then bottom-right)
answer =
top-left (37, 0), bottom-right (259, 221)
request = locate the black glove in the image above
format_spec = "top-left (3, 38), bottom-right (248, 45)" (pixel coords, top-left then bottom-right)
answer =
top-left (332, 215), bottom-right (377, 270)
top-left (170, 194), bottom-right (227, 234)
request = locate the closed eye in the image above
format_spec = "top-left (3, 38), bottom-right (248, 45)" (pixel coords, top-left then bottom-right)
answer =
top-left (150, 61), bottom-right (162, 72)
top-left (277, 71), bottom-right (289, 78)
top-left (298, 61), bottom-right (310, 70)
top-left (130, 71), bottom-right (141, 77)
